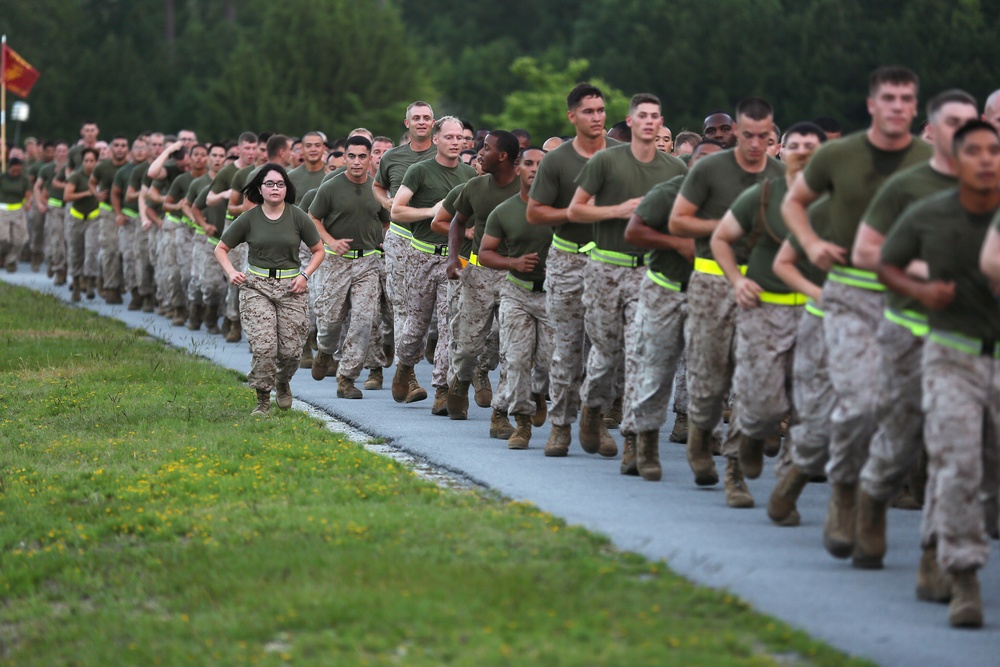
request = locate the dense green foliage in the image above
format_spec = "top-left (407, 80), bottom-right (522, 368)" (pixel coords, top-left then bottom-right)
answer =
top-left (3, 0), bottom-right (1000, 142)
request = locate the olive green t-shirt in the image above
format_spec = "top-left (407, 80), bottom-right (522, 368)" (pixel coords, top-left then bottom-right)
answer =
top-left (864, 161), bottom-right (957, 315)
top-left (210, 162), bottom-right (239, 195)
top-left (164, 172), bottom-right (194, 220)
top-left (527, 137), bottom-right (622, 247)
top-left (299, 187), bottom-right (319, 215)
top-left (803, 131), bottom-right (932, 261)
top-left (400, 159), bottom-right (477, 245)
top-left (68, 170), bottom-right (98, 216)
top-left (116, 162), bottom-right (139, 212)
top-left (128, 163), bottom-right (150, 213)
top-left (231, 165), bottom-right (255, 197)
top-left (787, 197), bottom-right (832, 289)
top-left (67, 144), bottom-right (97, 172)
top-left (287, 164), bottom-right (326, 206)
top-left (0, 171), bottom-right (30, 204)
top-left (376, 142), bottom-right (435, 197)
top-left (194, 184), bottom-right (226, 239)
top-left (454, 174), bottom-right (521, 253)
top-left (321, 166), bottom-right (348, 185)
top-left (575, 144), bottom-right (687, 255)
top-left (678, 148), bottom-right (785, 260)
top-left (40, 162), bottom-right (67, 202)
top-left (730, 177), bottom-right (805, 293)
top-left (632, 174), bottom-right (692, 283)
top-left (882, 190), bottom-right (1000, 339)
top-left (484, 194), bottom-right (552, 283)
top-left (220, 204), bottom-right (321, 270)
top-left (440, 183), bottom-right (473, 258)
top-left (144, 162), bottom-right (183, 217)
top-left (92, 159), bottom-right (124, 203)
top-left (186, 173), bottom-right (212, 206)
top-left (28, 159), bottom-right (48, 184)
top-left (308, 173), bottom-right (389, 251)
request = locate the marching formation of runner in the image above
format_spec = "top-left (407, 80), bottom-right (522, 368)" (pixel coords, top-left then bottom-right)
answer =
top-left (6, 66), bottom-right (1000, 631)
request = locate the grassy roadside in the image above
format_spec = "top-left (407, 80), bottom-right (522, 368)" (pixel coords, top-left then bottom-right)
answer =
top-left (0, 283), bottom-right (871, 666)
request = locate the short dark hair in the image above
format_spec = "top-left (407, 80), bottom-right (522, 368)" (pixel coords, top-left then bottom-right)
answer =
top-left (242, 162), bottom-right (296, 205)
top-left (209, 142), bottom-right (227, 154)
top-left (783, 121), bottom-right (827, 144)
top-left (460, 118), bottom-right (475, 134)
top-left (735, 97), bottom-right (773, 122)
top-left (674, 131), bottom-right (701, 149)
top-left (692, 139), bottom-right (726, 154)
top-left (238, 131), bottom-right (258, 145)
top-left (629, 93), bottom-right (661, 114)
top-left (566, 83), bottom-right (605, 111)
top-left (608, 120), bottom-right (632, 142)
top-left (346, 135), bottom-right (372, 153)
top-left (511, 128), bottom-right (531, 142)
top-left (812, 116), bottom-right (842, 135)
top-left (489, 130), bottom-right (520, 165)
top-left (869, 66), bottom-right (919, 97)
top-left (265, 134), bottom-right (289, 159)
top-left (81, 147), bottom-right (99, 161)
top-left (952, 119), bottom-right (999, 154)
top-left (927, 89), bottom-right (978, 121)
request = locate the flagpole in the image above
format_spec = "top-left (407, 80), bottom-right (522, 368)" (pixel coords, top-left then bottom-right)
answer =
top-left (1, 34), bottom-right (7, 172)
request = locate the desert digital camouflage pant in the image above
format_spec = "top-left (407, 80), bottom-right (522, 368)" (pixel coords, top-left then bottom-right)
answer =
top-left (225, 243), bottom-right (248, 321)
top-left (383, 229), bottom-right (411, 347)
top-left (396, 248), bottom-right (450, 388)
top-left (175, 223), bottom-right (194, 303)
top-left (674, 354), bottom-right (688, 415)
top-left (156, 218), bottom-right (182, 310)
top-left (822, 280), bottom-right (884, 484)
top-left (449, 263), bottom-right (503, 384)
top-left (544, 248), bottom-right (588, 426)
top-left (919, 339), bottom-right (1000, 572)
top-left (66, 210), bottom-right (96, 279)
top-left (45, 207), bottom-right (67, 273)
top-left (580, 259), bottom-right (644, 424)
top-left (199, 239), bottom-right (228, 307)
top-left (27, 206), bottom-right (45, 255)
top-left (789, 307), bottom-right (835, 476)
top-left (622, 272), bottom-right (687, 434)
top-left (239, 274), bottom-right (309, 391)
top-left (118, 215), bottom-right (138, 291)
top-left (314, 253), bottom-right (385, 380)
top-left (723, 302), bottom-right (801, 457)
top-left (98, 208), bottom-right (123, 291)
top-left (84, 213), bottom-right (100, 279)
top-left (0, 209), bottom-right (28, 266)
top-left (187, 234), bottom-right (205, 305)
top-left (498, 279), bottom-right (552, 415)
top-left (135, 224), bottom-right (156, 297)
top-left (860, 317), bottom-right (925, 502)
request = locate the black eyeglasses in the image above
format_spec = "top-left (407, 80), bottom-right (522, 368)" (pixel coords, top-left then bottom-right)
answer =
top-left (262, 181), bottom-right (286, 189)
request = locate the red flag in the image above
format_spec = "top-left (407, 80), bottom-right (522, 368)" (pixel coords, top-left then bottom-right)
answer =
top-left (2, 44), bottom-right (41, 98)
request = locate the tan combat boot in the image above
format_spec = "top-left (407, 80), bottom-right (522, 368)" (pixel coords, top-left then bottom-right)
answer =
top-left (507, 414), bottom-right (532, 449)
top-left (204, 304), bottom-right (220, 334)
top-left (391, 364), bottom-right (426, 403)
top-left (948, 568), bottom-right (983, 628)
top-left (668, 412), bottom-right (688, 443)
top-left (337, 375), bottom-right (363, 399)
top-left (738, 433), bottom-right (766, 480)
top-left (545, 424), bottom-right (571, 458)
top-left (915, 545), bottom-right (952, 603)
top-left (531, 392), bottom-right (548, 427)
top-left (604, 396), bottom-right (623, 429)
top-left (767, 465), bottom-right (809, 525)
top-left (578, 406), bottom-right (605, 454)
top-left (172, 304), bottom-right (187, 326)
top-left (489, 409), bottom-right (514, 439)
top-left (54, 269), bottom-right (67, 286)
top-left (446, 378), bottom-right (471, 420)
top-left (225, 318), bottom-right (242, 342)
top-left (823, 483), bottom-right (858, 559)
top-left (686, 426), bottom-right (719, 486)
top-left (85, 276), bottom-right (96, 299)
top-left (251, 389), bottom-right (270, 416)
top-left (637, 430), bottom-right (662, 482)
top-left (431, 386), bottom-right (449, 415)
top-left (472, 366), bottom-right (493, 407)
top-left (852, 490), bottom-right (888, 570)
top-left (620, 433), bottom-right (638, 476)
top-left (312, 352), bottom-right (333, 381)
top-left (71, 276), bottom-right (82, 302)
top-left (725, 457), bottom-right (754, 508)
top-left (298, 344), bottom-right (314, 369)
top-left (363, 367), bottom-right (383, 391)
top-left (275, 382), bottom-right (293, 409)
top-left (187, 303), bottom-right (203, 330)
top-left (127, 287), bottom-right (142, 311)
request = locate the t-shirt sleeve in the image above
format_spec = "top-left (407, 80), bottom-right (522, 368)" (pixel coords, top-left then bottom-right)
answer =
top-left (308, 184), bottom-right (333, 221)
top-left (297, 208), bottom-right (322, 247)
top-left (219, 213), bottom-right (250, 248)
top-left (678, 159), bottom-right (711, 209)
top-left (399, 163), bottom-right (423, 195)
top-left (862, 178), bottom-right (905, 235)
top-left (633, 184), bottom-right (673, 232)
top-left (528, 157), bottom-right (559, 205)
top-left (452, 183), bottom-right (473, 218)
top-left (729, 183), bottom-right (762, 235)
top-left (574, 152), bottom-right (606, 196)
top-left (484, 207), bottom-right (505, 240)
top-left (880, 210), bottom-right (921, 268)
top-left (802, 142), bottom-right (835, 196)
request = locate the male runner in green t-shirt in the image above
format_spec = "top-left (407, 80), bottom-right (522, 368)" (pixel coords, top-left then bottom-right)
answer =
top-left (849, 91), bottom-right (980, 570)
top-left (0, 158), bottom-right (32, 273)
top-left (390, 117), bottom-right (476, 409)
top-left (527, 83), bottom-right (621, 455)
top-left (288, 132), bottom-right (327, 207)
top-left (26, 141), bottom-right (53, 270)
top-left (669, 97), bottom-right (785, 498)
top-left (63, 148), bottom-right (100, 301)
top-left (91, 136), bottom-right (129, 302)
top-left (181, 142), bottom-right (225, 331)
top-left (67, 120), bottom-right (99, 172)
top-left (113, 137), bottom-right (146, 307)
top-left (882, 120), bottom-right (1000, 629)
top-left (35, 141), bottom-right (68, 284)
top-left (478, 147), bottom-right (553, 449)
top-left (782, 66), bottom-right (932, 560)
top-left (569, 93), bottom-right (688, 460)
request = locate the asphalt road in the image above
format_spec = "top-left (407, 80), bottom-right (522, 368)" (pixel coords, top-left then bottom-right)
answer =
top-left (4, 265), bottom-right (998, 666)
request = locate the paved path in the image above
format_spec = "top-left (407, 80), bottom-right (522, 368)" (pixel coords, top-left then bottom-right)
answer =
top-left (4, 266), bottom-right (998, 666)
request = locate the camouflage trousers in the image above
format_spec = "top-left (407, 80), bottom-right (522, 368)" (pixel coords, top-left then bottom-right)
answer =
top-left (674, 353), bottom-right (688, 415)
top-left (66, 211), bottom-right (96, 279)
top-left (314, 253), bottom-right (385, 380)
top-left (156, 219), bottom-right (183, 310)
top-left (447, 274), bottom-right (506, 411)
top-left (175, 224), bottom-right (194, 304)
top-left (396, 248), bottom-right (450, 388)
top-left (225, 243), bottom-right (248, 321)
top-left (822, 280), bottom-right (883, 484)
top-left (723, 303), bottom-right (800, 457)
top-left (545, 248), bottom-right (590, 426)
top-left (27, 207), bottom-right (45, 255)
top-left (919, 339), bottom-right (1000, 571)
top-left (84, 213), bottom-right (100, 278)
top-left (860, 318), bottom-right (924, 501)
top-left (383, 229), bottom-right (411, 349)
top-left (790, 308), bottom-right (835, 476)
top-left (187, 234), bottom-right (205, 305)
top-left (117, 216), bottom-right (138, 291)
top-left (135, 224), bottom-right (156, 298)
top-left (499, 279), bottom-right (552, 415)
top-left (0, 209), bottom-right (28, 266)
top-left (44, 207), bottom-right (67, 273)
top-left (622, 272), bottom-right (687, 434)
top-left (580, 259), bottom-right (643, 421)
top-left (98, 209), bottom-right (123, 291)
top-left (198, 238), bottom-right (228, 307)
top-left (239, 274), bottom-right (309, 391)
top-left (448, 264), bottom-right (503, 384)
top-left (684, 272), bottom-right (743, 454)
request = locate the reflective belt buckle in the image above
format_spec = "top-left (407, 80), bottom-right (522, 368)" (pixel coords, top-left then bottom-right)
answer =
top-left (758, 291), bottom-right (807, 306)
top-left (247, 264), bottom-right (300, 279)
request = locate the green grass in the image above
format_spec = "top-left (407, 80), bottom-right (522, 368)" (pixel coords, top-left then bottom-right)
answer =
top-left (0, 283), bottom-right (872, 666)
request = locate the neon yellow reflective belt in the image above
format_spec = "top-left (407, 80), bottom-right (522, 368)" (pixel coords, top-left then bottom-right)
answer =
top-left (590, 247), bottom-right (644, 268)
top-left (194, 227), bottom-right (207, 236)
top-left (828, 265), bottom-right (885, 291)
top-left (69, 207), bottom-right (100, 221)
top-left (325, 247), bottom-right (380, 259)
top-left (388, 222), bottom-right (413, 240)
top-left (0, 202), bottom-right (23, 211)
top-left (551, 234), bottom-right (595, 254)
top-left (122, 207), bottom-right (139, 218)
top-left (929, 329), bottom-right (1000, 357)
top-left (693, 257), bottom-right (747, 276)
top-left (507, 274), bottom-right (545, 292)
top-left (47, 197), bottom-right (64, 208)
top-left (646, 268), bottom-right (685, 292)
top-left (410, 238), bottom-right (448, 256)
top-left (805, 297), bottom-right (825, 319)
top-left (247, 264), bottom-right (300, 279)
top-left (758, 291), bottom-right (807, 306)
top-left (165, 214), bottom-right (182, 225)
top-left (884, 308), bottom-right (929, 338)
top-left (99, 203), bottom-right (113, 212)
top-left (225, 213), bottom-right (235, 221)
top-left (468, 252), bottom-right (481, 266)
top-left (207, 236), bottom-right (220, 246)
top-left (182, 216), bottom-right (198, 229)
